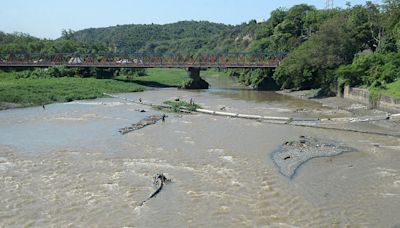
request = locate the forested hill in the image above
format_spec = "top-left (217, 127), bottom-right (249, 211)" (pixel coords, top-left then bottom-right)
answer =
top-left (0, 20), bottom-right (260, 54)
top-left (72, 21), bottom-right (233, 53)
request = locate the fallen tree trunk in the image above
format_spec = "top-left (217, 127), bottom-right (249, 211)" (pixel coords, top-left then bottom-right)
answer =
top-left (139, 173), bottom-right (170, 206)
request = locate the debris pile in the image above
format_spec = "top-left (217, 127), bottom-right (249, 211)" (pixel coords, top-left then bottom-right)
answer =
top-left (119, 115), bottom-right (166, 135)
top-left (271, 136), bottom-right (355, 178)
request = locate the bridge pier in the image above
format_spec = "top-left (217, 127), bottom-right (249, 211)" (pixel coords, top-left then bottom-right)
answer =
top-left (181, 67), bottom-right (209, 89)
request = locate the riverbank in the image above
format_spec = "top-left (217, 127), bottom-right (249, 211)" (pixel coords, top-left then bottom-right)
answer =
top-left (276, 89), bottom-right (394, 116)
top-left (343, 85), bottom-right (400, 112)
top-left (0, 74), bottom-right (144, 109)
top-left (276, 89), bottom-right (400, 137)
top-left (0, 68), bottom-right (190, 109)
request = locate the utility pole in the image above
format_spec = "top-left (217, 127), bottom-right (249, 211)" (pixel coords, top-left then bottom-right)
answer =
top-left (325, 0), bottom-right (334, 9)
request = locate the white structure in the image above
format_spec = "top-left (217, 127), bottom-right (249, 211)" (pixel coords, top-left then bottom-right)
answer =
top-left (256, 18), bottom-right (266, 23)
top-left (68, 57), bottom-right (82, 64)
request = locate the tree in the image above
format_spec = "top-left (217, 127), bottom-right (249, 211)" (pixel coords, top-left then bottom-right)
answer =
top-left (337, 52), bottom-right (400, 88)
top-left (382, 0), bottom-right (400, 29)
top-left (61, 29), bottom-right (75, 40)
top-left (273, 15), bottom-right (357, 91)
top-left (382, 0), bottom-right (400, 50)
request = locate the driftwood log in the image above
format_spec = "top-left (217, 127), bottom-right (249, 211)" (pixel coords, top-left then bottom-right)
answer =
top-left (139, 173), bottom-right (170, 206)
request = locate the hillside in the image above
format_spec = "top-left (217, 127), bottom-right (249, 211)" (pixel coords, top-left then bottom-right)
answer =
top-left (0, 20), bottom-right (264, 55)
top-left (72, 21), bottom-right (233, 54)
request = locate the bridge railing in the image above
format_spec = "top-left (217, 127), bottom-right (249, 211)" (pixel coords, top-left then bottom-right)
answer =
top-left (0, 52), bottom-right (286, 68)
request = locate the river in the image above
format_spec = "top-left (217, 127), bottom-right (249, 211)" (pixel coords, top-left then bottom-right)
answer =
top-left (1, 75), bottom-right (399, 227)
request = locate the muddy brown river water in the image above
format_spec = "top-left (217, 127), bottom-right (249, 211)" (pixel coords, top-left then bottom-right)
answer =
top-left (1, 76), bottom-right (400, 227)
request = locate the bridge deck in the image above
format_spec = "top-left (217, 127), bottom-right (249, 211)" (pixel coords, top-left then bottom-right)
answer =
top-left (0, 63), bottom-right (280, 68)
top-left (0, 52), bottom-right (285, 68)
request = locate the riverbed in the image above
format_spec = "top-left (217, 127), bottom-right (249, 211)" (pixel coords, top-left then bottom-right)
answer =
top-left (1, 76), bottom-right (400, 227)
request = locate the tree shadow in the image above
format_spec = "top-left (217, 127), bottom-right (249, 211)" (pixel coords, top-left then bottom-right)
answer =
top-left (114, 78), bottom-right (177, 88)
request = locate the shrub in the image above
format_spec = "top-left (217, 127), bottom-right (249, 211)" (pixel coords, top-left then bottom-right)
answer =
top-left (163, 100), bottom-right (201, 112)
top-left (368, 88), bottom-right (382, 108)
top-left (336, 52), bottom-right (400, 89)
top-left (15, 66), bottom-right (79, 79)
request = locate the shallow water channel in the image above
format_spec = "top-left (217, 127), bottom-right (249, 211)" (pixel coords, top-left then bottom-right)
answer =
top-left (1, 76), bottom-right (400, 227)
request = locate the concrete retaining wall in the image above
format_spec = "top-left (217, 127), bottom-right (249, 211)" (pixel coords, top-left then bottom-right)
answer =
top-left (343, 85), bottom-right (400, 112)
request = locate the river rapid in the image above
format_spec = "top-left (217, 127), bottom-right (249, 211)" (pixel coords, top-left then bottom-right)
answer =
top-left (1, 76), bottom-right (400, 227)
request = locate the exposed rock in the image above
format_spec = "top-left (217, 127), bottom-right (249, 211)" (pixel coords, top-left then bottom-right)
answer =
top-left (180, 78), bottom-right (209, 89)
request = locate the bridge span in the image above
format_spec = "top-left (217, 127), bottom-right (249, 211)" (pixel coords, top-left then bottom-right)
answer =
top-left (0, 52), bottom-right (285, 68)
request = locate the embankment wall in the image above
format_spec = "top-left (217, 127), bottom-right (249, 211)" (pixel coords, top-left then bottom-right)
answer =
top-left (343, 85), bottom-right (400, 112)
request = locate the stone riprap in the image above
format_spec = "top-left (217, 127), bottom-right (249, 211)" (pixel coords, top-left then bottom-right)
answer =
top-left (271, 136), bottom-right (355, 178)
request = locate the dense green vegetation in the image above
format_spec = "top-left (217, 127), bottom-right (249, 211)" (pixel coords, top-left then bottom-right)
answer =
top-left (1, 0), bottom-right (400, 102)
top-left (0, 68), bottom-right (192, 107)
top-left (0, 72), bottom-right (143, 106)
top-left (0, 30), bottom-right (106, 54)
top-left (13, 66), bottom-right (146, 80)
top-left (73, 21), bottom-right (231, 54)
top-left (336, 52), bottom-right (400, 88)
top-left (269, 1), bottom-right (400, 97)
top-left (117, 68), bottom-right (190, 87)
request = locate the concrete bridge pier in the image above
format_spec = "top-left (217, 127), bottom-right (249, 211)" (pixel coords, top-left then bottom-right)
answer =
top-left (181, 67), bottom-right (209, 89)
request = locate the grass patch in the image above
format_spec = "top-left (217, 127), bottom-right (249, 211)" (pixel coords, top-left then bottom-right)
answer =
top-left (117, 68), bottom-right (228, 88)
top-left (117, 68), bottom-right (190, 87)
top-left (201, 68), bottom-right (230, 77)
top-left (163, 100), bottom-right (201, 112)
top-left (0, 72), bottom-right (144, 107)
top-left (0, 68), bottom-right (224, 108)
top-left (381, 80), bottom-right (400, 100)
